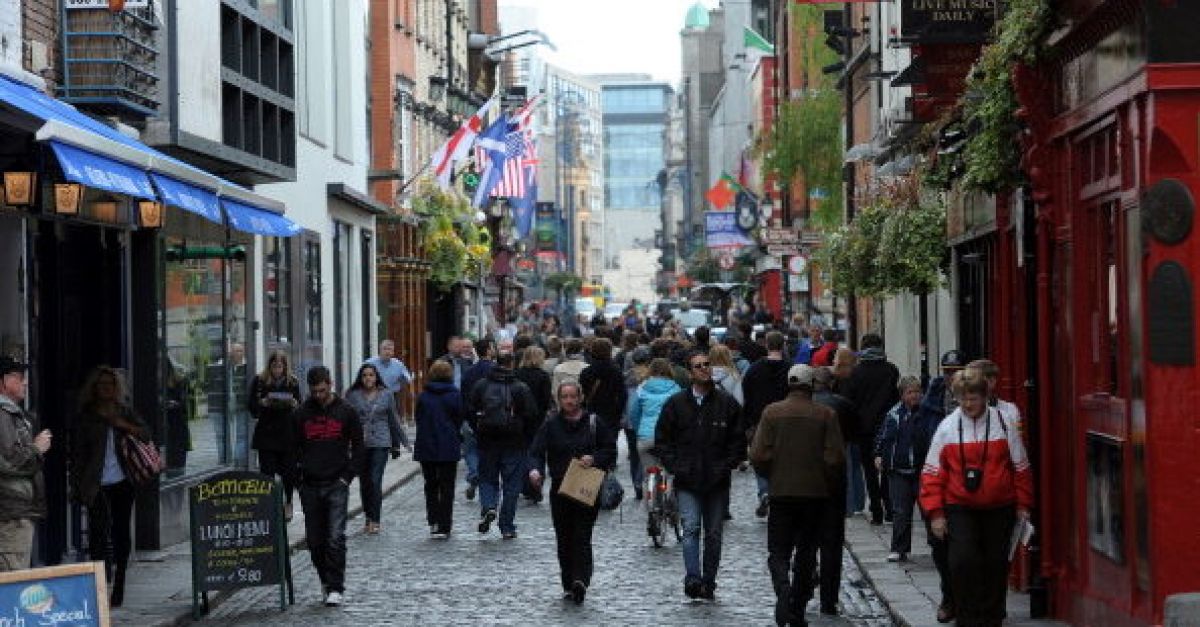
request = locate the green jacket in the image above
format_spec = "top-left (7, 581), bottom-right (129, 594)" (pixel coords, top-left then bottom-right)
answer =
top-left (0, 395), bottom-right (45, 521)
top-left (749, 391), bottom-right (845, 500)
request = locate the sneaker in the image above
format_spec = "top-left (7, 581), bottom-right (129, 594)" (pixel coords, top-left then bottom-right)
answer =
top-left (634, 486), bottom-right (644, 501)
top-left (820, 603), bottom-right (838, 616)
top-left (684, 578), bottom-right (703, 599)
top-left (699, 581), bottom-right (716, 600)
top-left (478, 509), bottom-right (497, 533)
top-left (324, 591), bottom-right (343, 607)
top-left (887, 552), bottom-right (901, 562)
top-left (936, 602), bottom-right (956, 623)
top-left (755, 495), bottom-right (770, 518)
top-left (570, 580), bottom-right (587, 605)
top-left (502, 531), bottom-right (518, 540)
top-left (464, 483), bottom-right (477, 501)
top-left (431, 531), bottom-right (450, 540)
top-left (562, 590), bottom-right (575, 600)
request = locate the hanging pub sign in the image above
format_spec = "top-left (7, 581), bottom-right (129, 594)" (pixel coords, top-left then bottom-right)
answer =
top-left (901, 0), bottom-right (998, 44)
top-left (190, 471), bottom-right (293, 619)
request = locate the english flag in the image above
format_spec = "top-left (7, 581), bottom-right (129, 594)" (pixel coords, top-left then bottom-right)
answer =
top-left (430, 97), bottom-right (496, 190)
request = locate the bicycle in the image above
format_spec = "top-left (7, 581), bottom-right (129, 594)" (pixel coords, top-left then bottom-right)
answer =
top-left (644, 464), bottom-right (681, 547)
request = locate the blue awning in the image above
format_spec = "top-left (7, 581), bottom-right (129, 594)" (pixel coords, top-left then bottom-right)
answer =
top-left (0, 75), bottom-right (294, 233)
top-left (51, 141), bottom-right (157, 199)
top-left (222, 198), bottom-right (301, 237)
top-left (149, 173), bottom-right (222, 223)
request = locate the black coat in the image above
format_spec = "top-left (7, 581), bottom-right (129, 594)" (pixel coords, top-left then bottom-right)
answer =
top-left (578, 359), bottom-right (628, 425)
top-left (843, 356), bottom-right (900, 439)
top-left (467, 367), bottom-right (540, 451)
top-left (740, 357), bottom-right (791, 438)
top-left (528, 412), bottom-right (617, 490)
top-left (248, 374), bottom-right (301, 452)
top-left (69, 406), bottom-right (149, 507)
top-left (514, 366), bottom-right (553, 420)
top-left (654, 387), bottom-right (746, 493)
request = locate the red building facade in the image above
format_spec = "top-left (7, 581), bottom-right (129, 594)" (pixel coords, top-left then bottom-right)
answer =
top-left (989, 1), bottom-right (1200, 624)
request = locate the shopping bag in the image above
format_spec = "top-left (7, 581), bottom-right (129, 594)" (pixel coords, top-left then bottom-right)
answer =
top-left (558, 458), bottom-right (605, 507)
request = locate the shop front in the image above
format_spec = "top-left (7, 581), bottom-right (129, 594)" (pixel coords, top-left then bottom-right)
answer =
top-left (0, 73), bottom-right (298, 561)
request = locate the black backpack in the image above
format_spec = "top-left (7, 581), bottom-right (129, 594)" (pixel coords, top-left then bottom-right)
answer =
top-left (476, 381), bottom-right (522, 437)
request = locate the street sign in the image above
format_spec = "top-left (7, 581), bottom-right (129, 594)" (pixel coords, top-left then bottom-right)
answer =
top-left (767, 244), bottom-right (800, 257)
top-left (718, 253), bottom-right (736, 270)
top-left (760, 228), bottom-right (794, 245)
top-left (788, 255), bottom-right (808, 275)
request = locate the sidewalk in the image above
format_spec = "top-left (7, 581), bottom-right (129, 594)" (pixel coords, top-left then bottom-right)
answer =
top-left (110, 455), bottom-right (423, 627)
top-left (843, 513), bottom-right (1068, 627)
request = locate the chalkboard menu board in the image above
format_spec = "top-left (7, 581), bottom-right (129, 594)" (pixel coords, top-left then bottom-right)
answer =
top-left (0, 562), bottom-right (110, 627)
top-left (190, 470), bottom-right (292, 617)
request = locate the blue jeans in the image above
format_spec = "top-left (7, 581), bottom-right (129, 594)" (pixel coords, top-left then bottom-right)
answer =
top-left (845, 443), bottom-right (866, 513)
top-left (462, 426), bottom-right (479, 486)
top-left (360, 448), bottom-right (389, 523)
top-left (677, 488), bottom-right (730, 585)
top-left (478, 447), bottom-right (525, 534)
top-left (755, 470), bottom-right (770, 499)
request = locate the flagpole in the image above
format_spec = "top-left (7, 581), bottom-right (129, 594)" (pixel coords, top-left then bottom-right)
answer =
top-left (396, 160), bottom-right (434, 197)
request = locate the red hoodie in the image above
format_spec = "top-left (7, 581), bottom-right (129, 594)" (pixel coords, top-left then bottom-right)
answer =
top-left (810, 341), bottom-right (838, 367)
top-left (918, 406), bottom-right (1033, 519)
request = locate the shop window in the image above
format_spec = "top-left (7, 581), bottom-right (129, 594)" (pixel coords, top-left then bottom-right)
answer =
top-left (264, 236), bottom-right (292, 344)
top-left (1087, 432), bottom-right (1125, 563)
top-left (163, 238), bottom-right (250, 478)
top-left (304, 238), bottom-right (322, 344)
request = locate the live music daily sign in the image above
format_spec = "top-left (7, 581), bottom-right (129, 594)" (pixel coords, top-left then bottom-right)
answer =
top-left (189, 471), bottom-right (292, 617)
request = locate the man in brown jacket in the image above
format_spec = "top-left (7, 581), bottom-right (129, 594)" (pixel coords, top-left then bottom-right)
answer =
top-left (750, 364), bottom-right (845, 627)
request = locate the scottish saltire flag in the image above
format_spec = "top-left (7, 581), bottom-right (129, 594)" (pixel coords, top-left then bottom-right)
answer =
top-left (471, 114), bottom-right (513, 208)
top-left (429, 97), bottom-right (495, 190)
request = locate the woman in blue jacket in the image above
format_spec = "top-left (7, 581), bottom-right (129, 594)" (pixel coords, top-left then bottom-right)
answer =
top-left (414, 361), bottom-right (465, 538)
top-left (626, 358), bottom-right (682, 477)
top-left (874, 375), bottom-right (924, 561)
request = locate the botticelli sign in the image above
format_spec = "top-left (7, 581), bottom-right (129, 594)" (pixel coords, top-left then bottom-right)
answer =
top-left (901, 0), bottom-right (998, 43)
top-left (0, 562), bottom-right (110, 626)
top-left (190, 471), bottom-right (292, 617)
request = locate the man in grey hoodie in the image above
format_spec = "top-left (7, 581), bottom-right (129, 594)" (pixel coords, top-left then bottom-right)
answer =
top-left (0, 356), bottom-right (51, 571)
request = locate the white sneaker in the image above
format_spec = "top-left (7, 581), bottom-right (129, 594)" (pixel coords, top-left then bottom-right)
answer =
top-left (324, 591), bottom-right (344, 606)
top-left (886, 552), bottom-right (901, 562)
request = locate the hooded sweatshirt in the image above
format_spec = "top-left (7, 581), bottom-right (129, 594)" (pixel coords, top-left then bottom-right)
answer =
top-left (712, 366), bottom-right (744, 406)
top-left (627, 377), bottom-right (682, 441)
top-left (291, 396), bottom-right (365, 484)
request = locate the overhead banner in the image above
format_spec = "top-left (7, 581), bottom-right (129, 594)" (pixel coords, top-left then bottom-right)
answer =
top-left (705, 211), bottom-right (755, 249)
top-left (901, 0), bottom-right (998, 44)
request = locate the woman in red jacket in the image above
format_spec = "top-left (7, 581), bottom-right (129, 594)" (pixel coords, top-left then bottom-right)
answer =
top-left (919, 369), bottom-right (1033, 626)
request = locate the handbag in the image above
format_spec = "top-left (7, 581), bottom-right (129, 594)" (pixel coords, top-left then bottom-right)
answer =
top-left (598, 471), bottom-right (624, 511)
top-left (119, 433), bottom-right (166, 487)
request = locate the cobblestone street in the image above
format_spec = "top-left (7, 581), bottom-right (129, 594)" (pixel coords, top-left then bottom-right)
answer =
top-left (203, 459), bottom-right (893, 626)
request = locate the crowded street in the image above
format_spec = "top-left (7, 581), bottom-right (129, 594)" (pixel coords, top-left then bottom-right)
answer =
top-left (205, 463), bottom-right (890, 626)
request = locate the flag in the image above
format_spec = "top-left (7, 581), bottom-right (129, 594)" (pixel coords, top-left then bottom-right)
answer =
top-left (429, 97), bottom-right (495, 190)
top-left (744, 26), bottom-right (774, 55)
top-left (512, 179), bottom-right (537, 239)
top-left (493, 130), bottom-right (537, 198)
top-left (706, 173), bottom-right (736, 209)
top-left (472, 115), bottom-right (511, 208)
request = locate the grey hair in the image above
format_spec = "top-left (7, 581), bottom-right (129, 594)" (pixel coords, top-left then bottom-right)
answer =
top-left (898, 375), bottom-right (922, 394)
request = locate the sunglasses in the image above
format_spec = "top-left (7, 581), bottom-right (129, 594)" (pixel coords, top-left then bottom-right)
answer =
top-left (690, 362), bottom-right (711, 370)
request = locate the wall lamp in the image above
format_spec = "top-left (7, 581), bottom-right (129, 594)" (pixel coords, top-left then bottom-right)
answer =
top-left (429, 76), bottom-right (448, 102)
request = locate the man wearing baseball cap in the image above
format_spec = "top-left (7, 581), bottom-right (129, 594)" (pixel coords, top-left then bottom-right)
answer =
top-left (0, 356), bottom-right (52, 571)
top-left (750, 364), bottom-right (845, 626)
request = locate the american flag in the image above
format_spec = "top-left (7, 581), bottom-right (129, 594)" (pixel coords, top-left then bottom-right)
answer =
top-left (476, 95), bottom-right (541, 199)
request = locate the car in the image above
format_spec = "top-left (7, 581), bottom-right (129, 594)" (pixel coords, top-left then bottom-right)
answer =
top-left (669, 308), bottom-right (713, 337)
top-left (604, 302), bottom-right (629, 323)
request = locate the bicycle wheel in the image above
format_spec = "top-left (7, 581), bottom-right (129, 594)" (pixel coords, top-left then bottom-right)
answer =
top-left (648, 511), bottom-right (667, 548)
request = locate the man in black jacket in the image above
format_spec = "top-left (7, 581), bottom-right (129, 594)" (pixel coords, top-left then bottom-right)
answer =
top-left (812, 366), bottom-right (856, 616)
top-left (842, 333), bottom-right (900, 524)
top-left (291, 366), bottom-right (364, 607)
top-left (468, 351), bottom-right (539, 539)
top-left (655, 350), bottom-right (746, 600)
top-left (740, 331), bottom-right (792, 518)
top-left (528, 381), bottom-right (618, 604)
top-left (459, 337), bottom-right (496, 500)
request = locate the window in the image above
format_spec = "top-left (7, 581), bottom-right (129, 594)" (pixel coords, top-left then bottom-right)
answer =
top-left (1087, 433), bottom-right (1124, 563)
top-left (219, 1), bottom-right (296, 167)
top-left (264, 236), bottom-right (292, 344)
top-left (304, 238), bottom-right (322, 343)
top-left (333, 5), bottom-right (353, 159)
top-left (333, 221), bottom-right (352, 383)
top-left (361, 231), bottom-right (373, 360)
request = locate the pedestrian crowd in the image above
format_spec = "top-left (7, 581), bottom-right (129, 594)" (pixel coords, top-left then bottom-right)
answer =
top-left (0, 300), bottom-right (1033, 627)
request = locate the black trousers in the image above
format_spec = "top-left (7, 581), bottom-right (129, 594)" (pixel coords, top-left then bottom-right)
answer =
top-left (88, 480), bottom-right (136, 574)
top-left (946, 505), bottom-right (1016, 626)
top-left (299, 481), bottom-right (350, 593)
top-left (924, 513), bottom-right (953, 607)
top-left (258, 449), bottom-right (295, 504)
top-left (817, 494), bottom-right (846, 610)
top-left (421, 461), bottom-right (458, 532)
top-left (549, 490), bottom-right (598, 591)
top-left (767, 498), bottom-right (826, 612)
top-left (856, 435), bottom-right (886, 519)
